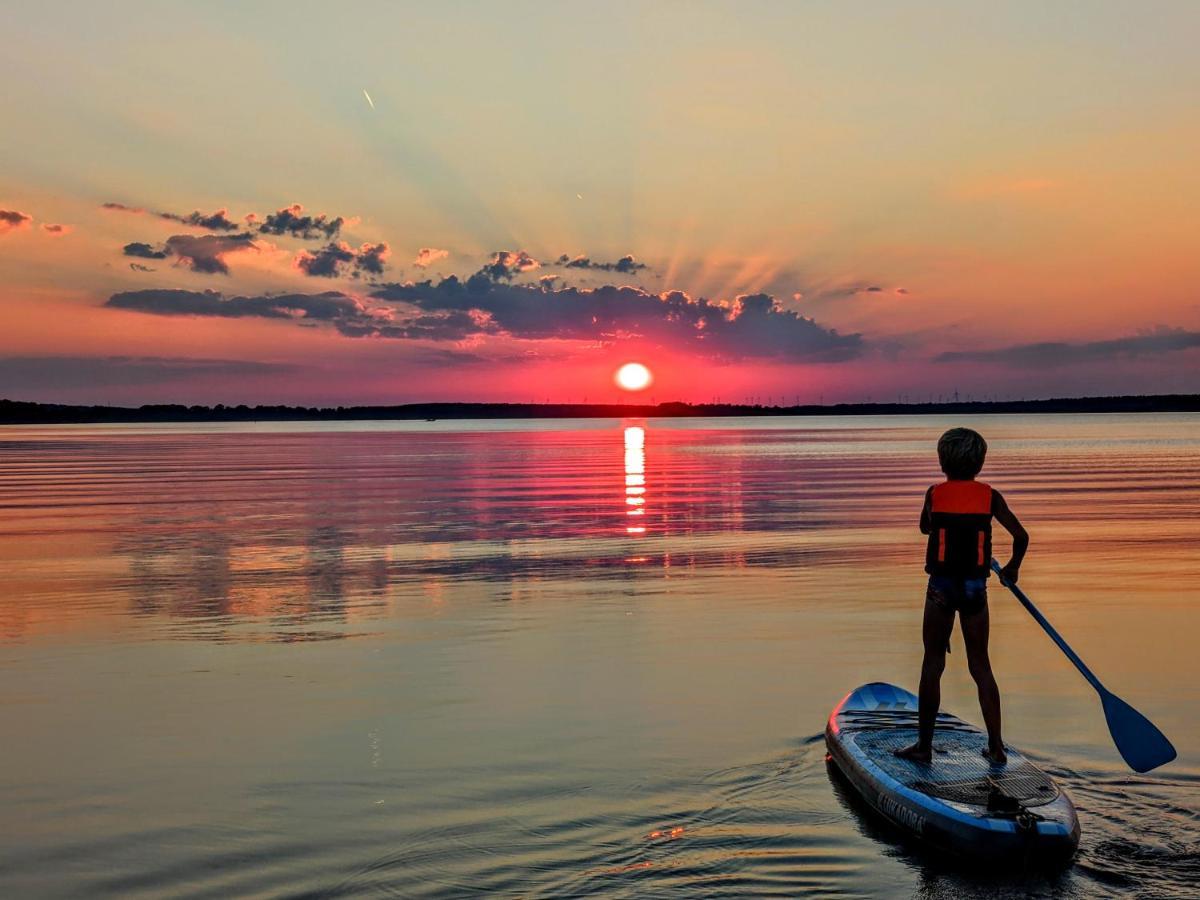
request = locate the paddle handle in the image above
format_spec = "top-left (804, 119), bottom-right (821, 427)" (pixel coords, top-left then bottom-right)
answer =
top-left (990, 559), bottom-right (1105, 694)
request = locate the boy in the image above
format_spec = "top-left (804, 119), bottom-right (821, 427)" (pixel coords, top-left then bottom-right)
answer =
top-left (895, 427), bottom-right (1027, 766)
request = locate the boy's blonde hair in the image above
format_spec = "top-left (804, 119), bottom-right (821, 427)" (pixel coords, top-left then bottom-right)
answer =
top-left (938, 427), bottom-right (987, 479)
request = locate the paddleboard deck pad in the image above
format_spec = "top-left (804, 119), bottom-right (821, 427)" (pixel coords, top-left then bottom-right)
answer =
top-left (826, 682), bottom-right (1079, 863)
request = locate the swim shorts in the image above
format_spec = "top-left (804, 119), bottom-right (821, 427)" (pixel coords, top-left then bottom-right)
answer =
top-left (927, 574), bottom-right (988, 617)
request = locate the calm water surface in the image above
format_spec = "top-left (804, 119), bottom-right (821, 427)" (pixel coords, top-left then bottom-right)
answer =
top-left (1, 414), bottom-right (1197, 898)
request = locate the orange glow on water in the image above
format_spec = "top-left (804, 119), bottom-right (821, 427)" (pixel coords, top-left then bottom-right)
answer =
top-left (648, 826), bottom-right (686, 840)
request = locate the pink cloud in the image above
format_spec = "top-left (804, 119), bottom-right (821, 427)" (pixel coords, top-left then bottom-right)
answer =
top-left (413, 247), bottom-right (450, 268)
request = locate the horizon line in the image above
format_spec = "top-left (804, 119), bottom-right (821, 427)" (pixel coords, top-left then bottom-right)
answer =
top-left (3, 393), bottom-right (1199, 425)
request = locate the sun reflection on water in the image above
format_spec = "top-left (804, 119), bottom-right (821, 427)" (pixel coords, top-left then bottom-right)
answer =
top-left (624, 425), bottom-right (646, 535)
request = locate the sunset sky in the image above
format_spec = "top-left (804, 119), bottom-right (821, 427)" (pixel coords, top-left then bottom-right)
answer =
top-left (2, 2), bottom-right (1199, 405)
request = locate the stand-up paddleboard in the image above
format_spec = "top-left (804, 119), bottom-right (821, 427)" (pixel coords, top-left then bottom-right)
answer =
top-left (826, 683), bottom-right (1079, 863)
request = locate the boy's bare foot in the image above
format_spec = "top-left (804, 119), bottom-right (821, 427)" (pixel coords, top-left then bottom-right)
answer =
top-left (982, 746), bottom-right (1008, 766)
top-left (894, 742), bottom-right (933, 764)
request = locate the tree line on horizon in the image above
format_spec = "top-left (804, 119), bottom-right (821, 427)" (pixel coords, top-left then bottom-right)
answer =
top-left (1, 395), bottom-right (1198, 424)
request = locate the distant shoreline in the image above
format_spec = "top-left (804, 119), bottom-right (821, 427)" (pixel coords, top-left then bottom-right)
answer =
top-left (2, 394), bottom-right (1198, 425)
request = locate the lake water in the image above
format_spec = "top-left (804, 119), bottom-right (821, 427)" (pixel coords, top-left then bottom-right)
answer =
top-left (0, 414), bottom-right (1197, 898)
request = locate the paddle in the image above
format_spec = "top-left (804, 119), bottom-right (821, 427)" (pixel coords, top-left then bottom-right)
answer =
top-left (990, 559), bottom-right (1176, 774)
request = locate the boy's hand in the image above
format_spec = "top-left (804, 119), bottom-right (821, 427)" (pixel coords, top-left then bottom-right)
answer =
top-left (999, 562), bottom-right (1020, 586)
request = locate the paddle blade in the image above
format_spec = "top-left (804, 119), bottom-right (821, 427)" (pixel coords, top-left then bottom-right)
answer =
top-left (1101, 690), bottom-right (1177, 773)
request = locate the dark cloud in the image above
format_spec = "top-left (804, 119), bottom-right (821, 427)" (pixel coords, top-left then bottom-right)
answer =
top-left (295, 241), bottom-right (390, 278)
top-left (356, 242), bottom-right (389, 275)
top-left (129, 263), bottom-right (156, 273)
top-left (798, 281), bottom-right (903, 301)
top-left (0, 209), bottom-right (33, 234)
top-left (102, 267), bottom-right (863, 362)
top-left (477, 250), bottom-right (540, 281)
top-left (934, 327), bottom-right (1200, 366)
top-left (295, 243), bottom-right (354, 278)
top-left (334, 309), bottom-right (490, 341)
top-left (123, 241), bottom-right (170, 260)
top-left (103, 287), bottom-right (484, 345)
top-left (0, 355), bottom-right (296, 389)
top-left (161, 208), bottom-right (239, 231)
top-left (403, 346), bottom-right (492, 366)
top-left (256, 204), bottom-right (344, 240)
top-left (104, 201), bottom-right (238, 231)
top-left (105, 200), bottom-right (349, 240)
top-left (102, 201), bottom-right (144, 214)
top-left (106, 289), bottom-right (365, 321)
top-left (123, 234), bottom-right (257, 274)
top-left (166, 233), bottom-right (259, 274)
top-left (371, 277), bottom-right (862, 361)
top-left (554, 253), bottom-right (647, 274)
top-left (41, 223), bottom-right (70, 235)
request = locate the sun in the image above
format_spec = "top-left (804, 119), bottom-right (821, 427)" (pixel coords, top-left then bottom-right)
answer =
top-left (615, 362), bottom-right (653, 392)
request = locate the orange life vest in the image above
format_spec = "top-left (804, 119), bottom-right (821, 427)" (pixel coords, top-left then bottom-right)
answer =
top-left (925, 480), bottom-right (993, 578)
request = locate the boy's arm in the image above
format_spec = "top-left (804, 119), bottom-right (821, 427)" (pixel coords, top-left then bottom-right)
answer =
top-left (992, 490), bottom-right (1028, 584)
top-left (919, 487), bottom-right (933, 534)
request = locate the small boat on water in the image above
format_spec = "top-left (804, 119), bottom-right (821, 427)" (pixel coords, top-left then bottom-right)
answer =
top-left (826, 682), bottom-right (1079, 864)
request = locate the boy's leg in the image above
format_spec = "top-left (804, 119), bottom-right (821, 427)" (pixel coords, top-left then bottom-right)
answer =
top-left (961, 605), bottom-right (1006, 764)
top-left (895, 595), bottom-right (955, 762)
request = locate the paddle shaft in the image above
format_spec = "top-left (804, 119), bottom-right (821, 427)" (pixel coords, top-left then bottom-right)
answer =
top-left (989, 560), bottom-right (1176, 773)
top-left (990, 559), bottom-right (1105, 694)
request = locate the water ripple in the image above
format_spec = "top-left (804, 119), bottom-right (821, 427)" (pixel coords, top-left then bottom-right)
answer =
top-left (0, 415), bottom-right (1197, 897)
